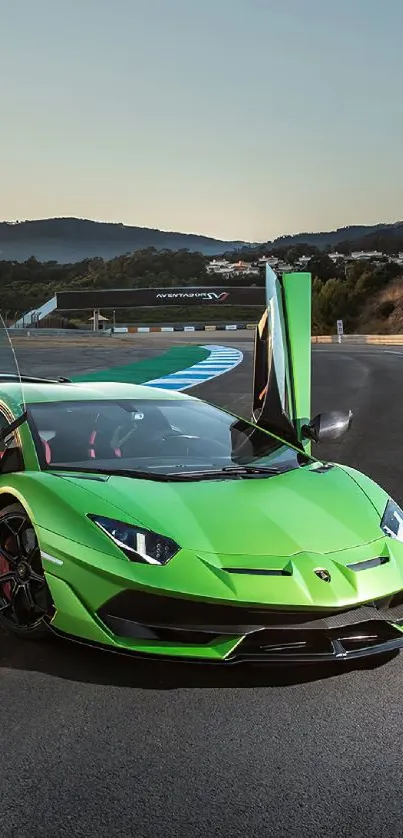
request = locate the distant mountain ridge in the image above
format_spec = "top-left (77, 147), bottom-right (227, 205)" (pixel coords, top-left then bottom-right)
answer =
top-left (0, 217), bottom-right (402, 263)
top-left (0, 218), bottom-right (246, 262)
top-left (270, 221), bottom-right (403, 250)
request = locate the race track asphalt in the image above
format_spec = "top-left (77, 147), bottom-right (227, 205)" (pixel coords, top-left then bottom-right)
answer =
top-left (2, 338), bottom-right (403, 838)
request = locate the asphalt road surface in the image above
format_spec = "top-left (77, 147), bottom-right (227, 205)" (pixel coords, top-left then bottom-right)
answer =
top-left (2, 339), bottom-right (403, 838)
top-left (9, 330), bottom-right (253, 379)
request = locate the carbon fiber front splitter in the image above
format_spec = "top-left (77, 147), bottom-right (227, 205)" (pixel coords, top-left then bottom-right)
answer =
top-left (47, 621), bottom-right (403, 665)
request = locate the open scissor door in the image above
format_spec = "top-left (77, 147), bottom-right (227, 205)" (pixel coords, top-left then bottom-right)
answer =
top-left (252, 266), bottom-right (311, 451)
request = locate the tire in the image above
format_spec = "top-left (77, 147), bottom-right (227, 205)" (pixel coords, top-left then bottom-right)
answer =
top-left (0, 502), bottom-right (54, 640)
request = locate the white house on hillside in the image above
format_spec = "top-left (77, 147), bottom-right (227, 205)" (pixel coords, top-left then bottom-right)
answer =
top-left (350, 250), bottom-right (384, 261)
top-left (206, 259), bottom-right (233, 275)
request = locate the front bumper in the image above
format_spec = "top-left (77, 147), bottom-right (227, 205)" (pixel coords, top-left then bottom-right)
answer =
top-left (92, 588), bottom-right (403, 664)
top-left (40, 530), bottom-right (403, 664)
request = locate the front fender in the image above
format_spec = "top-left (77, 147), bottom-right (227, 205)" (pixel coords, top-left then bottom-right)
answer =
top-left (337, 464), bottom-right (389, 518)
top-left (0, 472), bottom-right (131, 559)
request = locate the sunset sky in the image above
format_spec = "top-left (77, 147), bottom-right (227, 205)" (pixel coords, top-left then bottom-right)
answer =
top-left (1, 0), bottom-right (402, 242)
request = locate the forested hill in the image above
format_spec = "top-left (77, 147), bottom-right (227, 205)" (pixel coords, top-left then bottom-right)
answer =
top-left (1, 247), bottom-right (403, 336)
top-left (0, 218), bottom-right (246, 262)
top-left (223, 223), bottom-right (403, 261)
top-left (1, 217), bottom-right (403, 263)
top-left (270, 221), bottom-right (403, 251)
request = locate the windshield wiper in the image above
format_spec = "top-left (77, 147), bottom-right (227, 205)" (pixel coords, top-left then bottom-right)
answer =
top-left (222, 465), bottom-right (282, 474)
top-left (50, 464), bottom-right (284, 483)
top-left (52, 467), bottom-right (176, 482)
top-left (163, 465), bottom-right (284, 482)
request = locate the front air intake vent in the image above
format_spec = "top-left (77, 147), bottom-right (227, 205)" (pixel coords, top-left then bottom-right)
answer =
top-left (347, 556), bottom-right (389, 572)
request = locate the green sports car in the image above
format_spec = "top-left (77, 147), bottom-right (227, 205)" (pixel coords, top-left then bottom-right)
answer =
top-left (1, 267), bottom-right (403, 664)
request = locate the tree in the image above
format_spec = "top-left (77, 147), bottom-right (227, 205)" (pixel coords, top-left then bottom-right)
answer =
top-left (308, 254), bottom-right (340, 282)
top-left (312, 278), bottom-right (350, 334)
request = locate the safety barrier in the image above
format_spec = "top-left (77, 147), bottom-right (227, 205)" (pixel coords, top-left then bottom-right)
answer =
top-left (312, 335), bottom-right (403, 345)
top-left (11, 324), bottom-right (257, 336)
top-left (10, 328), bottom-right (403, 343)
top-left (126, 323), bottom-right (256, 333)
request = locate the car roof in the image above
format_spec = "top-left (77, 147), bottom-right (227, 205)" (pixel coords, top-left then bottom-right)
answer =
top-left (0, 380), bottom-right (191, 406)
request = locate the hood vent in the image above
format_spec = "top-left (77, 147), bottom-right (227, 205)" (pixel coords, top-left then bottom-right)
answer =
top-left (223, 567), bottom-right (292, 576)
top-left (346, 556), bottom-right (389, 572)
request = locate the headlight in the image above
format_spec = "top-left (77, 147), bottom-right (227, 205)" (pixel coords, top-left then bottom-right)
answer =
top-left (380, 499), bottom-right (403, 543)
top-left (88, 515), bottom-right (180, 565)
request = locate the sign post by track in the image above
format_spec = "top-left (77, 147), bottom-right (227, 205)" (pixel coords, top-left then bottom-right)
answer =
top-left (337, 319), bottom-right (343, 344)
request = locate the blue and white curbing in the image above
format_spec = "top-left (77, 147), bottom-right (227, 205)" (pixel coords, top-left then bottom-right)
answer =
top-left (145, 345), bottom-right (243, 391)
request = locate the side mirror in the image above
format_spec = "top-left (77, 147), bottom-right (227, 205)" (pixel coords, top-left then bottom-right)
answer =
top-left (302, 410), bottom-right (353, 443)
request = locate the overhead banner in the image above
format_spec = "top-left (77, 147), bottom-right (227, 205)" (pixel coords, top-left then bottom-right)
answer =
top-left (55, 286), bottom-right (266, 310)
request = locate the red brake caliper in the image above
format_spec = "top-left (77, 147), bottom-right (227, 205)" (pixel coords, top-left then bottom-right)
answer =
top-left (0, 535), bottom-right (14, 600)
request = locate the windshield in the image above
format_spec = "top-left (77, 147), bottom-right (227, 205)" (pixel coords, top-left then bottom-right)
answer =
top-left (27, 398), bottom-right (307, 477)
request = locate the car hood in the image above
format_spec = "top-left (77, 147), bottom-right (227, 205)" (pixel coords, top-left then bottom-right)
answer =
top-left (58, 463), bottom-right (383, 557)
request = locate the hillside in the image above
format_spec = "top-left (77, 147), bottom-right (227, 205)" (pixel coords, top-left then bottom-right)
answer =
top-left (0, 218), bottom-right (246, 263)
top-left (1, 217), bottom-right (403, 264)
top-left (270, 221), bottom-right (403, 251)
top-left (357, 278), bottom-right (403, 334)
top-left (1, 245), bottom-right (402, 334)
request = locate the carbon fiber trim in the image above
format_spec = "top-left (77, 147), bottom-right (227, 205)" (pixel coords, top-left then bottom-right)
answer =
top-left (49, 623), bottom-right (403, 665)
top-left (227, 635), bottom-right (403, 664)
top-left (98, 589), bottom-right (403, 633)
top-left (228, 620), bottom-right (403, 662)
top-left (278, 601), bottom-right (403, 630)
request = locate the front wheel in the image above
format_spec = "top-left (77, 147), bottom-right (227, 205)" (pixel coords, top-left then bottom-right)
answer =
top-left (0, 503), bottom-right (54, 639)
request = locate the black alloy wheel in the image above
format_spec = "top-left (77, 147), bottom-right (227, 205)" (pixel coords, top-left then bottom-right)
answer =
top-left (0, 503), bottom-right (54, 638)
